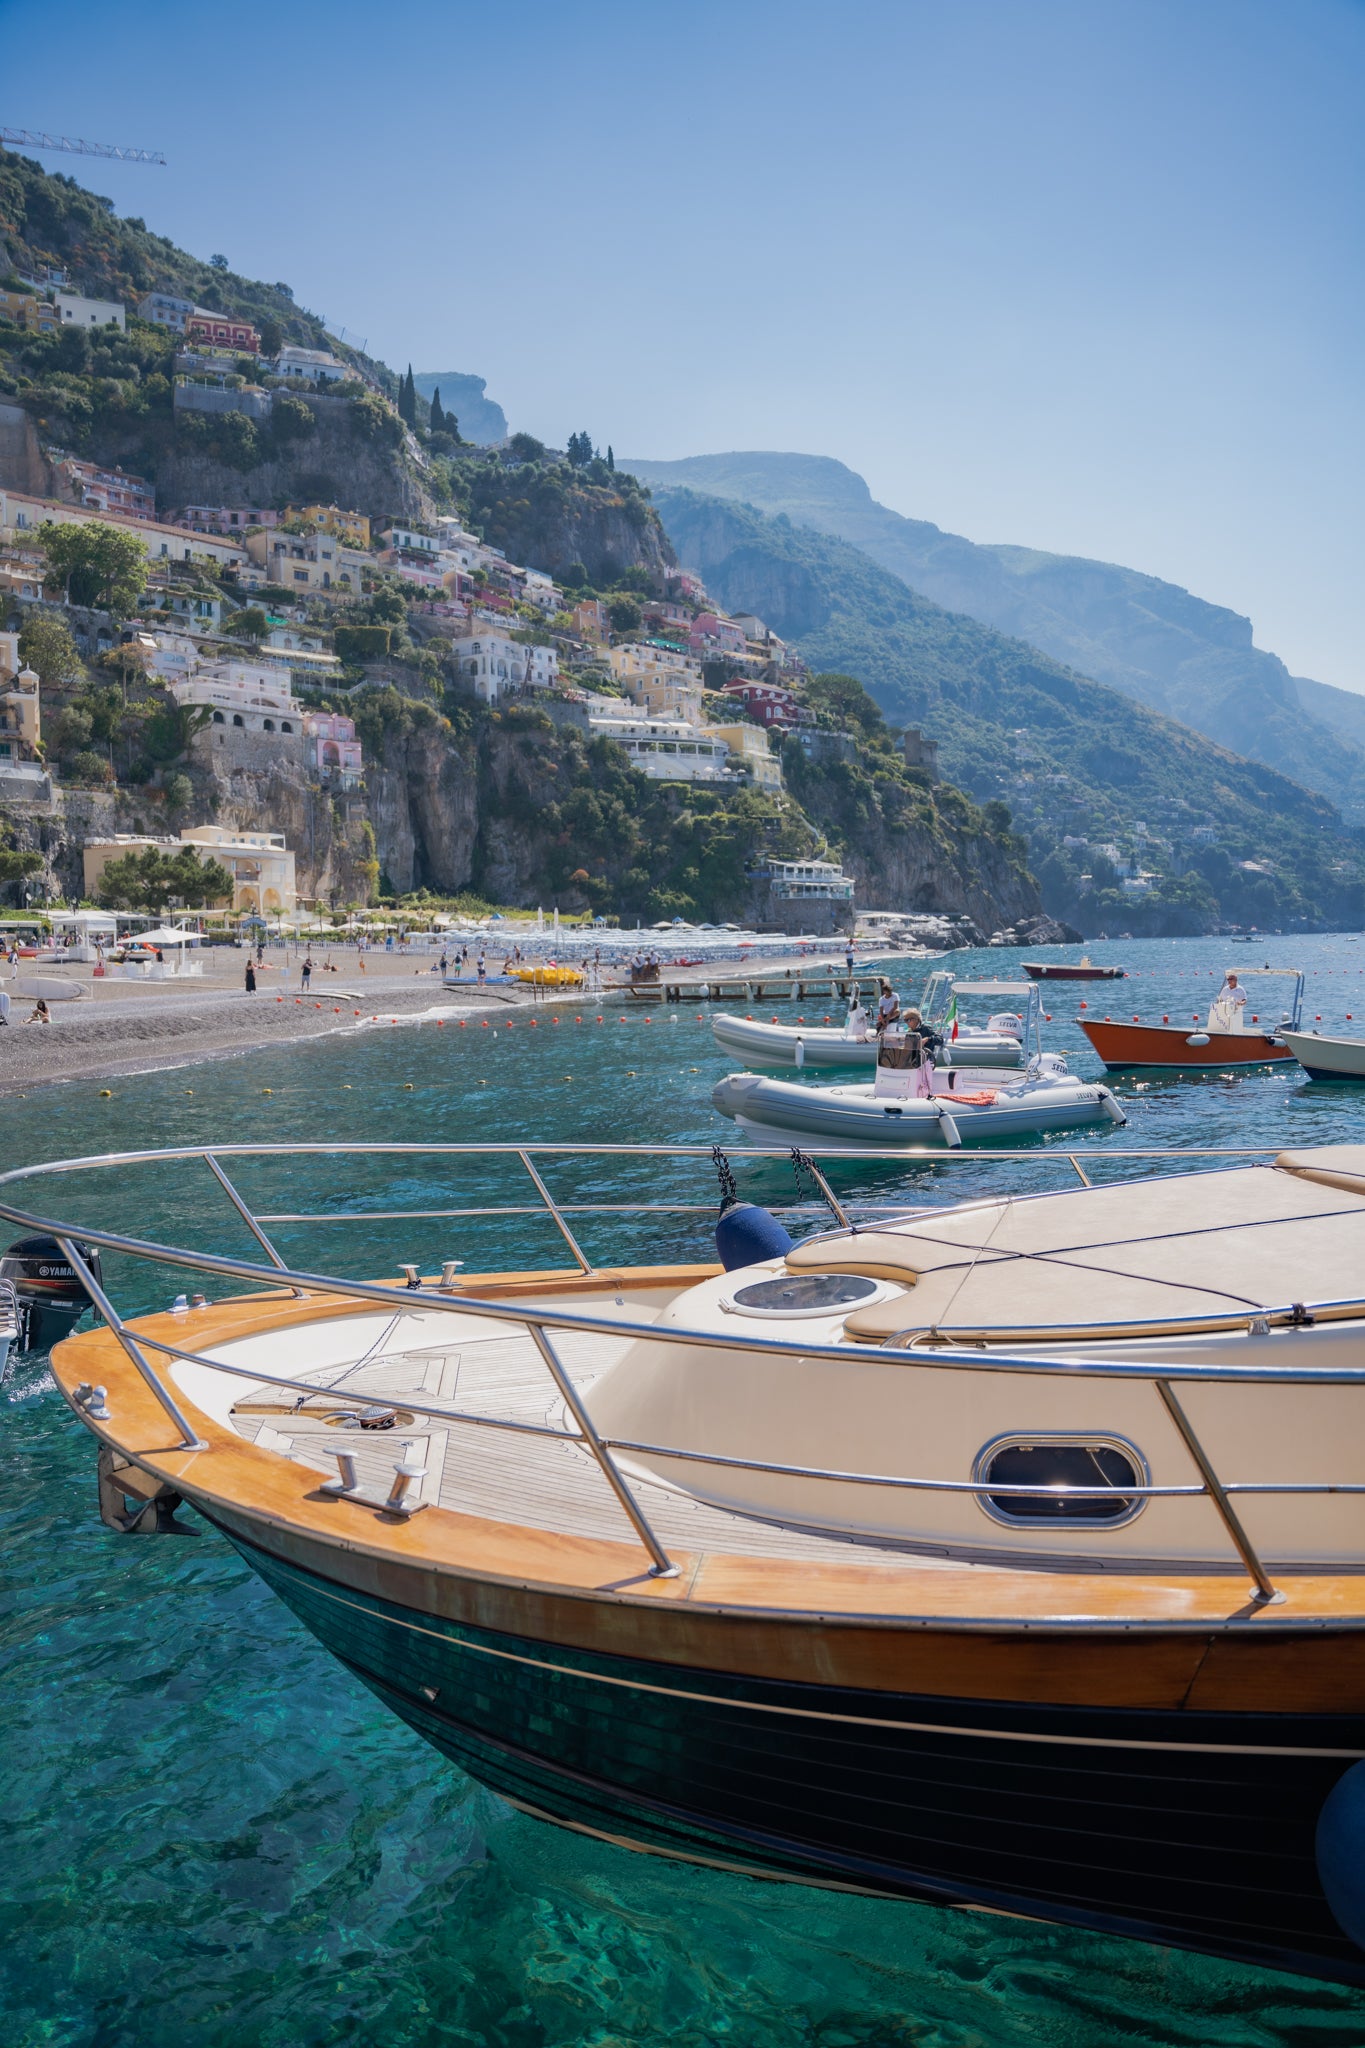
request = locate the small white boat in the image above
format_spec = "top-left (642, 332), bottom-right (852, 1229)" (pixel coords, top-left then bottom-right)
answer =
top-left (1283, 1030), bottom-right (1365, 1081)
top-left (711, 1063), bottom-right (1125, 1148)
top-left (712, 971), bottom-right (1034, 1072)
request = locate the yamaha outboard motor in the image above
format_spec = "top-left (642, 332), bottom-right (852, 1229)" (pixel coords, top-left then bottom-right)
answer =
top-left (0, 1235), bottom-right (102, 1354)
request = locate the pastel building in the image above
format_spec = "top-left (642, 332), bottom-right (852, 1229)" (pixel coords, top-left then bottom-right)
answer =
top-left (588, 712), bottom-right (734, 784)
top-left (186, 310), bottom-right (260, 354)
top-left (137, 293), bottom-right (195, 331)
top-left (245, 528), bottom-right (364, 595)
top-left (171, 660), bottom-right (299, 734)
top-left (455, 629), bottom-right (559, 702)
top-left (55, 291), bottom-right (125, 332)
top-left (82, 828), bottom-right (296, 914)
top-left (59, 458), bottom-right (155, 519)
top-left (709, 722), bottom-right (783, 791)
top-left (274, 346), bottom-right (352, 386)
top-left (303, 710), bottom-right (363, 784)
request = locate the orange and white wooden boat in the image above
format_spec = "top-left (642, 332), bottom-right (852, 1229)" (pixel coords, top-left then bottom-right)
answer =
top-left (1079, 967), bottom-right (1305, 1070)
top-left (11, 1135), bottom-right (1365, 1987)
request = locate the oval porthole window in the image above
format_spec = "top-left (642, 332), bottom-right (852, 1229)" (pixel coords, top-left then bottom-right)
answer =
top-left (972, 1434), bottom-right (1148, 1527)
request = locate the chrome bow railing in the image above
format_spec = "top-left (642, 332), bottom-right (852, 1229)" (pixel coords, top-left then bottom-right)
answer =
top-left (4, 1140), bottom-right (1364, 1605)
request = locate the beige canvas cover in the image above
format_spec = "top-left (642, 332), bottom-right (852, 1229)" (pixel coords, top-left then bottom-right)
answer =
top-left (782, 1164), bottom-right (1365, 1341)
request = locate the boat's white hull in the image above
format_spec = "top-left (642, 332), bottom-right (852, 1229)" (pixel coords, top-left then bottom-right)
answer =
top-left (711, 1070), bottom-right (1126, 1148)
top-left (710, 1013), bottom-right (1025, 1071)
top-left (1283, 1031), bottom-right (1365, 1080)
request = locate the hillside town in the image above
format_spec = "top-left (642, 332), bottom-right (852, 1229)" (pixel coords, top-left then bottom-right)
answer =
top-left (0, 268), bottom-right (886, 923)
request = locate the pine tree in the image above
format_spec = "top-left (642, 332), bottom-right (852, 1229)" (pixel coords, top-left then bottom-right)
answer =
top-left (430, 386), bottom-right (445, 433)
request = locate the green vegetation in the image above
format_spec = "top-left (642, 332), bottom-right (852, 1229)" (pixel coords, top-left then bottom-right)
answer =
top-left (95, 843), bottom-right (234, 911)
top-left (35, 519), bottom-right (147, 617)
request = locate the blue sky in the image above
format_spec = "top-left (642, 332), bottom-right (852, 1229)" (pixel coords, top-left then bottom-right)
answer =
top-left (5, 0), bottom-right (1363, 691)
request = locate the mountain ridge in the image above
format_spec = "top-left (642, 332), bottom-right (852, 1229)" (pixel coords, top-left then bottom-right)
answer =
top-left (627, 450), bottom-right (1365, 824)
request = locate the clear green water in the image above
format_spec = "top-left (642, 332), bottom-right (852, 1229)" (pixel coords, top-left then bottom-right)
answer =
top-left (6, 934), bottom-right (1365, 2046)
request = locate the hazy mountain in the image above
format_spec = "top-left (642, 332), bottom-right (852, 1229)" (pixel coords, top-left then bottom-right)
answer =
top-left (412, 372), bottom-right (507, 446)
top-left (649, 483), bottom-right (1365, 933)
top-left (627, 451), bottom-right (1365, 824)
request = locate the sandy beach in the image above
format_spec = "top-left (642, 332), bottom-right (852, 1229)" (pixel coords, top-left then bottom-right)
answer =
top-left (0, 944), bottom-right (889, 1095)
top-left (0, 962), bottom-right (546, 1094)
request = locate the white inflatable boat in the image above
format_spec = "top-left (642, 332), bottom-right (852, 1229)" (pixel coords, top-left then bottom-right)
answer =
top-left (711, 1063), bottom-right (1126, 1148)
top-left (711, 971), bottom-right (1033, 1071)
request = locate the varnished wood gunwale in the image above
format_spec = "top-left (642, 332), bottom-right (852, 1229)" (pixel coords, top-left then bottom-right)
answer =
top-left (50, 1271), bottom-right (1365, 1716)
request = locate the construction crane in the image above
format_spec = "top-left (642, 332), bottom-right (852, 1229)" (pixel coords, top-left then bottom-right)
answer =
top-left (1, 127), bottom-right (165, 166)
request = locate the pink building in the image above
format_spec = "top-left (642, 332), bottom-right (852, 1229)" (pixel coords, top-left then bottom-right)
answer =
top-left (689, 612), bottom-right (747, 655)
top-left (186, 310), bottom-right (260, 354)
top-left (303, 710), bottom-right (363, 783)
top-left (722, 678), bottom-right (810, 730)
top-left (60, 458), bottom-right (155, 519)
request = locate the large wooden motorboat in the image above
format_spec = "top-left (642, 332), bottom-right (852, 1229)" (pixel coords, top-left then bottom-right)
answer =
top-left (1079, 967), bottom-right (1305, 1071)
top-left (14, 1137), bottom-right (1365, 1988)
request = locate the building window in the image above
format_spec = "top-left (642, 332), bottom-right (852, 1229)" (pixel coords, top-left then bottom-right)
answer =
top-left (232, 714), bottom-right (244, 727)
top-left (212, 711), bottom-right (225, 725)
top-left (280, 721), bottom-right (292, 734)
top-left (263, 719), bottom-right (275, 732)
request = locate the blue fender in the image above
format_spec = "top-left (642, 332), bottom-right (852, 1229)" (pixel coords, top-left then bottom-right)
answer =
top-left (1316, 1759), bottom-right (1365, 1948)
top-left (715, 1203), bottom-right (794, 1271)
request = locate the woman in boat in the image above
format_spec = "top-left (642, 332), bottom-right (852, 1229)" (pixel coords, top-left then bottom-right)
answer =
top-left (875, 978), bottom-right (901, 1037)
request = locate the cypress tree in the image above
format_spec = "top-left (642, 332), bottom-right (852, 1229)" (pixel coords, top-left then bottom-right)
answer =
top-left (398, 365), bottom-right (416, 426)
top-left (607, 445), bottom-right (615, 471)
top-left (430, 386), bottom-right (445, 433)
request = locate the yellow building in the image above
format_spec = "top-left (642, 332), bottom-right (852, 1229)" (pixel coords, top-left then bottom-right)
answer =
top-left (0, 289), bottom-right (58, 334)
top-left (287, 504), bottom-right (372, 548)
top-left (711, 722), bottom-right (783, 791)
top-left (82, 826), bottom-right (296, 913)
top-left (0, 631), bottom-right (41, 763)
top-left (609, 640), bottom-right (704, 724)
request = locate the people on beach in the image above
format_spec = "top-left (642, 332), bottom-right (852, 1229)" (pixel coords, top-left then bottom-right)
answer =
top-left (245, 962), bottom-right (257, 994)
top-left (301, 956), bottom-right (313, 991)
top-left (26, 998), bottom-right (50, 1024)
top-left (476, 954), bottom-right (486, 985)
top-left (0, 989), bottom-right (9, 1025)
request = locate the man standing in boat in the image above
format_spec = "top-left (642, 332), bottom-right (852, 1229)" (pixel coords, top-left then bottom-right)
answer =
top-left (1213, 970), bottom-right (1247, 1031)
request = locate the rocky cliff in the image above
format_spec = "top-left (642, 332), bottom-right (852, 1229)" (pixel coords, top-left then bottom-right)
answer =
top-left (412, 372), bottom-right (507, 446)
top-left (460, 461), bottom-right (675, 586)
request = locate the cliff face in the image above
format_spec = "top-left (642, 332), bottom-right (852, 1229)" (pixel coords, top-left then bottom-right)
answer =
top-left (464, 465), bottom-right (675, 586)
top-left (159, 396), bottom-right (426, 523)
top-left (785, 752), bottom-right (1040, 931)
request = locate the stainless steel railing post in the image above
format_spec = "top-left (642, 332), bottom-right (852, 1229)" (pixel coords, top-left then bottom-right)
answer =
top-left (204, 1153), bottom-right (304, 1296)
top-left (517, 1150), bottom-right (593, 1274)
top-left (523, 1317), bottom-right (679, 1577)
top-left (1154, 1379), bottom-right (1279, 1602)
top-left (56, 1236), bottom-right (208, 1454)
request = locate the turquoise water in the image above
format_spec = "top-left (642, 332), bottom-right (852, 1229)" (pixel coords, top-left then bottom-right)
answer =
top-left (6, 933), bottom-right (1365, 2046)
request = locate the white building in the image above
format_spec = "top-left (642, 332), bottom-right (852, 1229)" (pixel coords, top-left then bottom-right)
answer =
top-left (55, 291), bottom-right (125, 331)
top-left (171, 660), bottom-right (300, 735)
top-left (274, 346), bottom-right (352, 386)
top-left (455, 630), bottom-right (559, 702)
top-left (589, 713), bottom-right (734, 784)
top-left (381, 524), bottom-right (439, 555)
top-left (82, 826), bottom-right (296, 913)
top-left (764, 858), bottom-right (855, 904)
top-left (138, 292), bottom-right (194, 331)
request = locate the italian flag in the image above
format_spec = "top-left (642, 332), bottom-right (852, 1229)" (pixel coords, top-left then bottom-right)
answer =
top-left (945, 994), bottom-right (959, 1041)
